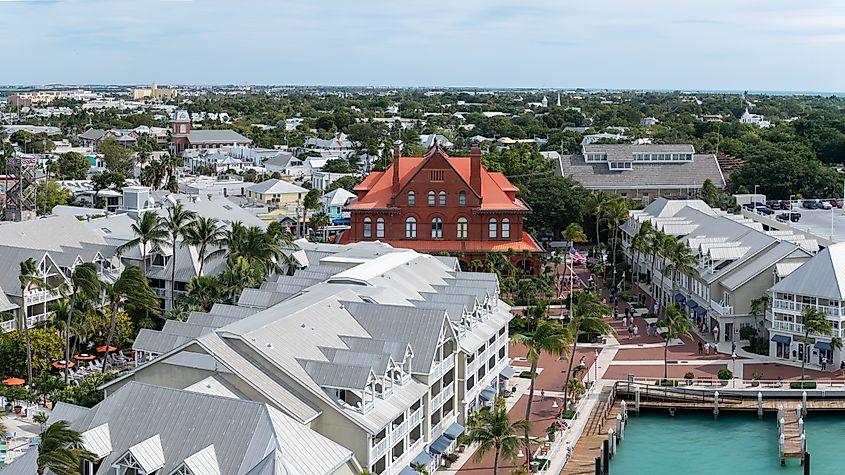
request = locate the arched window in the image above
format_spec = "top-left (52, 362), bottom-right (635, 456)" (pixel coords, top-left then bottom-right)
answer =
top-left (431, 217), bottom-right (443, 239)
top-left (438, 191), bottom-right (447, 206)
top-left (501, 218), bottom-right (511, 239)
top-left (427, 191), bottom-right (435, 206)
top-left (488, 218), bottom-right (497, 239)
top-left (407, 191), bottom-right (415, 206)
top-left (376, 217), bottom-right (385, 238)
top-left (457, 217), bottom-right (468, 239)
top-left (363, 217), bottom-right (372, 238)
top-left (405, 217), bottom-right (417, 239)
top-left (458, 191), bottom-right (467, 207)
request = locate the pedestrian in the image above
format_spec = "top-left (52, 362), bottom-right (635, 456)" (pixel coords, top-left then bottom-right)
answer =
top-left (731, 341), bottom-right (736, 353)
top-left (541, 389), bottom-right (546, 401)
top-left (822, 355), bottom-right (828, 371)
top-left (841, 360), bottom-right (845, 371)
top-left (633, 325), bottom-right (639, 337)
top-left (628, 325), bottom-right (633, 339)
top-left (622, 315), bottom-right (627, 327)
top-left (704, 342), bottom-right (710, 355)
top-left (653, 303), bottom-right (659, 315)
top-left (712, 325), bottom-right (719, 342)
top-left (698, 340), bottom-right (703, 355)
top-left (580, 356), bottom-right (586, 367)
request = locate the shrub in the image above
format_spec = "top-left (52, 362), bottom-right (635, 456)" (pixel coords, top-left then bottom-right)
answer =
top-left (657, 379), bottom-right (678, 387)
top-left (717, 368), bottom-right (733, 380)
top-left (560, 410), bottom-right (578, 419)
top-left (739, 326), bottom-right (758, 340)
top-left (684, 372), bottom-right (695, 380)
top-left (790, 381), bottom-right (817, 390)
top-left (518, 371), bottom-right (536, 379)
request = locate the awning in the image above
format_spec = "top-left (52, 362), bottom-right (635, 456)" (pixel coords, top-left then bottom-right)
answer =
top-left (410, 451), bottom-right (433, 467)
top-left (694, 306), bottom-right (707, 316)
top-left (815, 341), bottom-right (832, 351)
top-left (771, 335), bottom-right (791, 345)
top-left (686, 299), bottom-right (699, 309)
top-left (499, 366), bottom-right (515, 380)
top-left (479, 387), bottom-right (496, 402)
top-left (444, 422), bottom-right (465, 440)
top-left (399, 467), bottom-right (417, 475)
top-left (675, 293), bottom-right (686, 303)
top-left (429, 435), bottom-right (453, 455)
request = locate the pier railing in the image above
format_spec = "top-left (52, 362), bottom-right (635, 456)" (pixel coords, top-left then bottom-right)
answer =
top-left (614, 381), bottom-right (745, 405)
top-left (611, 377), bottom-right (845, 392)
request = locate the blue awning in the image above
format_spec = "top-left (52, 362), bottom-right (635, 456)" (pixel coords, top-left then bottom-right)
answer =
top-left (410, 451), bottom-right (433, 467)
top-left (815, 341), bottom-right (832, 351)
top-left (771, 335), bottom-right (791, 344)
top-left (429, 435), bottom-right (453, 455)
top-left (686, 299), bottom-right (699, 309)
top-left (399, 466), bottom-right (418, 475)
top-left (694, 306), bottom-right (707, 316)
top-left (479, 387), bottom-right (496, 402)
top-left (499, 366), bottom-right (515, 379)
top-left (675, 293), bottom-right (686, 303)
top-left (444, 422), bottom-right (465, 440)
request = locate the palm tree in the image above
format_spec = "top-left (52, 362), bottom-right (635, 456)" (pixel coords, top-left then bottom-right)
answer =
top-left (749, 294), bottom-right (772, 332)
top-left (562, 222), bottom-right (588, 246)
top-left (605, 198), bottom-right (630, 288)
top-left (185, 275), bottom-right (224, 311)
top-left (800, 307), bottom-right (833, 382)
top-left (36, 420), bottom-right (95, 475)
top-left (659, 304), bottom-right (695, 380)
top-left (101, 266), bottom-right (159, 372)
top-left (466, 398), bottom-right (531, 475)
top-left (116, 211), bottom-right (168, 275)
top-left (161, 203), bottom-right (197, 310)
top-left (562, 291), bottom-right (612, 405)
top-left (664, 239), bottom-right (696, 300)
top-left (183, 216), bottom-right (227, 277)
top-left (61, 263), bottom-right (100, 384)
top-left (582, 191), bottom-right (610, 245)
top-left (19, 257), bottom-right (45, 385)
top-left (629, 221), bottom-right (652, 291)
top-left (510, 320), bottom-right (570, 463)
top-left (410, 461), bottom-right (429, 475)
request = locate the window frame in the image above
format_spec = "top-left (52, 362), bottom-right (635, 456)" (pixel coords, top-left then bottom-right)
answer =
top-left (488, 218), bottom-right (497, 239)
top-left (438, 191), bottom-right (446, 206)
top-left (405, 217), bottom-right (417, 239)
top-left (501, 218), bottom-right (510, 239)
top-left (427, 191), bottom-right (435, 207)
top-left (458, 191), bottom-right (467, 207)
top-left (363, 217), bottom-right (372, 238)
top-left (457, 217), bottom-right (468, 240)
top-left (376, 217), bottom-right (385, 238)
top-left (407, 191), bottom-right (415, 206)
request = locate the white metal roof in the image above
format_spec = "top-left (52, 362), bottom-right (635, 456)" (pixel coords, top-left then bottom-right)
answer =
top-left (182, 445), bottom-right (221, 475)
top-left (81, 423), bottom-right (112, 459)
top-left (127, 434), bottom-right (166, 474)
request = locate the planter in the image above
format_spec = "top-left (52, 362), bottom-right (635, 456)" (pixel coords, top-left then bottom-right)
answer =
top-left (44, 401), bottom-right (53, 410)
top-left (719, 380), bottom-right (729, 387)
top-left (4, 403), bottom-right (11, 413)
top-left (13, 405), bottom-right (22, 414)
top-left (685, 379), bottom-right (693, 386)
top-left (751, 381), bottom-right (760, 387)
top-left (548, 432), bottom-right (556, 442)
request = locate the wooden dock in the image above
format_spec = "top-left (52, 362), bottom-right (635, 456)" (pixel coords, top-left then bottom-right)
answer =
top-left (779, 402), bottom-right (803, 462)
top-left (564, 385), bottom-right (621, 475)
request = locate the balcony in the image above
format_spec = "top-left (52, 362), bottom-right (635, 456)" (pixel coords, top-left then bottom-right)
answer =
top-left (431, 353), bottom-right (455, 380)
top-left (390, 419), bottom-right (408, 445)
top-left (709, 300), bottom-right (734, 316)
top-left (26, 311), bottom-right (54, 327)
top-left (1, 319), bottom-right (15, 333)
top-left (152, 288), bottom-right (167, 298)
top-left (26, 288), bottom-right (62, 304)
top-left (370, 436), bottom-right (389, 462)
top-left (441, 381), bottom-right (455, 402)
top-left (410, 406), bottom-right (424, 426)
top-left (773, 299), bottom-right (841, 318)
top-left (772, 319), bottom-right (845, 338)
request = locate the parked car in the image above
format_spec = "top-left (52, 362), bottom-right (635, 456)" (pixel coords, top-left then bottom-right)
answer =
top-left (766, 200), bottom-right (782, 210)
top-left (819, 200), bottom-right (833, 210)
top-left (831, 199), bottom-right (844, 208)
top-left (803, 200), bottom-right (818, 209)
top-left (777, 212), bottom-right (801, 222)
top-left (780, 200), bottom-right (792, 210)
top-left (755, 206), bottom-right (775, 215)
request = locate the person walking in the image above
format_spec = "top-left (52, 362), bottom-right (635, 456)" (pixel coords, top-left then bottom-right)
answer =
top-left (698, 340), bottom-right (703, 355)
top-left (541, 389), bottom-right (546, 401)
top-left (822, 355), bottom-right (828, 371)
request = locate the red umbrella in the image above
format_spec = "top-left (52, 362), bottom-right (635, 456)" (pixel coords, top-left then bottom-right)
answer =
top-left (2, 377), bottom-right (25, 386)
top-left (52, 360), bottom-right (75, 369)
top-left (96, 346), bottom-right (117, 353)
top-left (74, 353), bottom-right (96, 361)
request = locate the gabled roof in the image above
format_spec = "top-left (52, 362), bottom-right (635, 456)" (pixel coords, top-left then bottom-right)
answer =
top-left (771, 243), bottom-right (845, 299)
top-left (247, 178), bottom-right (308, 195)
top-left (187, 129), bottom-right (251, 145)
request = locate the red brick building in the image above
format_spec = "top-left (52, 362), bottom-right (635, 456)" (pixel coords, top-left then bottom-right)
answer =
top-left (340, 143), bottom-right (543, 272)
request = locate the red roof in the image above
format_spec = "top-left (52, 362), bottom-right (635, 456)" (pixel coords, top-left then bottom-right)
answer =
top-left (349, 148), bottom-right (528, 211)
top-left (340, 233), bottom-right (543, 253)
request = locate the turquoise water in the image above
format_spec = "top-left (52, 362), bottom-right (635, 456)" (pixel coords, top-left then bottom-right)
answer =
top-left (612, 411), bottom-right (845, 475)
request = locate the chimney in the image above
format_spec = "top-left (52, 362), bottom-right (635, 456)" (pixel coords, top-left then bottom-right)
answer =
top-left (470, 145), bottom-right (482, 196)
top-left (392, 140), bottom-right (402, 196)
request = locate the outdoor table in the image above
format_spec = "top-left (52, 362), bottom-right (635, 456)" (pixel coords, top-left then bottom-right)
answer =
top-left (657, 326), bottom-right (669, 335)
top-left (644, 317), bottom-right (659, 325)
top-left (74, 353), bottom-right (96, 361)
top-left (632, 307), bottom-right (648, 317)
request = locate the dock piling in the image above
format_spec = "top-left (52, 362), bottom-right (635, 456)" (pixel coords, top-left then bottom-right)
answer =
top-left (713, 391), bottom-right (719, 419)
top-left (608, 428), bottom-right (616, 458)
top-left (634, 387), bottom-right (640, 415)
top-left (757, 392), bottom-right (763, 419)
top-left (602, 439), bottom-right (609, 474)
top-left (802, 391), bottom-right (808, 417)
top-left (616, 414), bottom-right (624, 441)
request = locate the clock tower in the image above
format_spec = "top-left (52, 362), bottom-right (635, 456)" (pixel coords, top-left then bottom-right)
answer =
top-left (170, 109), bottom-right (191, 155)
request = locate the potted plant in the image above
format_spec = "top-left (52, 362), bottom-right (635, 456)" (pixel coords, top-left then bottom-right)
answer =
top-left (456, 433), bottom-right (470, 453)
top-left (751, 372), bottom-right (763, 387)
top-left (717, 368), bottom-right (733, 386)
top-left (5, 386), bottom-right (31, 414)
top-left (547, 423), bottom-right (558, 442)
top-left (443, 453), bottom-right (459, 468)
top-left (684, 372), bottom-right (695, 386)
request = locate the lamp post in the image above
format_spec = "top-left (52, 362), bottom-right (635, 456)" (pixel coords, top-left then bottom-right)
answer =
top-left (790, 194), bottom-right (795, 222)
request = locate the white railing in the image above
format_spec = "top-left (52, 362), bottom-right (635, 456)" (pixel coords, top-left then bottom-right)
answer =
top-left (410, 407), bottom-right (424, 426)
top-left (26, 312), bottom-right (54, 327)
top-left (442, 381), bottom-right (455, 403)
top-left (544, 381), bottom-right (601, 474)
top-left (773, 299), bottom-right (841, 317)
top-left (772, 320), bottom-right (845, 338)
top-left (153, 288), bottom-right (167, 298)
top-left (1, 319), bottom-right (15, 332)
top-left (390, 419), bottom-right (408, 445)
top-left (432, 388), bottom-right (444, 409)
top-left (432, 353), bottom-right (456, 380)
top-left (370, 436), bottom-right (389, 462)
top-left (709, 300), bottom-right (734, 316)
top-left (26, 288), bottom-right (61, 304)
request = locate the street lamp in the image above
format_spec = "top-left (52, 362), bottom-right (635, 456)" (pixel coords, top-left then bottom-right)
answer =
top-left (789, 194), bottom-right (795, 222)
top-left (754, 184), bottom-right (759, 196)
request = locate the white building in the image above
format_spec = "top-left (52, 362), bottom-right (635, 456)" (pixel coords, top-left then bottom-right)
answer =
top-left (740, 108), bottom-right (772, 128)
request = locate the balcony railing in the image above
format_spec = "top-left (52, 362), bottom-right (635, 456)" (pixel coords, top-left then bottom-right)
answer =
top-left (26, 288), bottom-right (62, 304)
top-left (1, 319), bottom-right (15, 333)
top-left (370, 436), bottom-right (389, 462)
top-left (772, 319), bottom-right (845, 338)
top-left (773, 299), bottom-right (841, 318)
top-left (390, 419), bottom-right (408, 445)
top-left (410, 407), bottom-right (424, 426)
top-left (431, 352), bottom-right (455, 380)
top-left (442, 381), bottom-right (455, 402)
top-left (709, 300), bottom-right (734, 316)
top-left (152, 288), bottom-right (167, 298)
top-left (26, 312), bottom-right (54, 327)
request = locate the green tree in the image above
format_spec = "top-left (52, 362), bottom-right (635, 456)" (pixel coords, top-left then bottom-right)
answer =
top-left (161, 204), bottom-right (197, 310)
top-left (629, 221), bottom-right (653, 291)
top-left (563, 292), bottom-right (612, 405)
top-left (61, 263), bottom-right (100, 384)
top-left (185, 276), bottom-right (225, 311)
top-left (561, 223), bottom-right (587, 246)
top-left (604, 197), bottom-right (630, 286)
top-left (90, 171), bottom-right (126, 205)
top-left (509, 320), bottom-right (569, 463)
top-left (101, 266), bottom-right (159, 372)
top-left (36, 181), bottom-right (74, 215)
top-left (749, 294), bottom-right (772, 332)
top-left (326, 174), bottom-right (363, 192)
top-left (659, 304), bottom-right (695, 380)
top-left (51, 372), bottom-right (120, 408)
top-left (116, 212), bottom-right (168, 274)
top-left (36, 420), bottom-right (95, 475)
top-left (582, 191), bottom-right (611, 245)
top-left (183, 217), bottom-right (227, 276)
top-left (800, 307), bottom-right (833, 382)
top-left (518, 175), bottom-right (588, 237)
top-left (664, 238), bottom-right (696, 300)
top-left (701, 178), bottom-right (718, 207)
top-left (321, 159), bottom-right (353, 173)
top-left (19, 257), bottom-right (44, 384)
top-left (466, 398), bottom-right (531, 475)
top-left (57, 152), bottom-right (91, 180)
top-left (98, 136), bottom-right (135, 175)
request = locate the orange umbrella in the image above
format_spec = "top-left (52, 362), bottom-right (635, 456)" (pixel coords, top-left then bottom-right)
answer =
top-left (52, 360), bottom-right (75, 369)
top-left (96, 346), bottom-right (117, 353)
top-left (74, 353), bottom-right (96, 361)
top-left (2, 377), bottom-right (25, 386)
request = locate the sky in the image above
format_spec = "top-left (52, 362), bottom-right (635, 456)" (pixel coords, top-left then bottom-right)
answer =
top-left (1, 0), bottom-right (845, 92)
